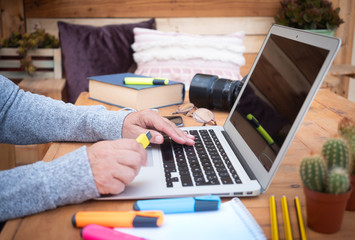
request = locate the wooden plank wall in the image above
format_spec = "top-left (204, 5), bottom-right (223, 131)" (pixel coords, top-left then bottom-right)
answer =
top-left (0, 0), bottom-right (352, 95)
top-left (23, 0), bottom-right (281, 18)
top-left (0, 0), bottom-right (25, 38)
top-left (21, 0), bottom-right (355, 98)
top-left (25, 17), bottom-right (274, 79)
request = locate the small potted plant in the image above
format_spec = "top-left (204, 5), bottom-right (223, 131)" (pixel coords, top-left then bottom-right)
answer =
top-left (274, 0), bottom-right (344, 36)
top-left (338, 117), bottom-right (355, 210)
top-left (300, 138), bottom-right (351, 233)
top-left (0, 29), bottom-right (59, 76)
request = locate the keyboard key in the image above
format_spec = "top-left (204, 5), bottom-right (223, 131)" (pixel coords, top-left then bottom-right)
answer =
top-left (171, 177), bottom-right (179, 182)
top-left (221, 176), bottom-right (233, 184)
top-left (181, 175), bottom-right (193, 186)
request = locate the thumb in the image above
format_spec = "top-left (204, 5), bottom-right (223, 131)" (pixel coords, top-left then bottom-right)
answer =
top-left (148, 130), bottom-right (164, 144)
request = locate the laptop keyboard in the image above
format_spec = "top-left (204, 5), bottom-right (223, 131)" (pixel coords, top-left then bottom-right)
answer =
top-left (161, 129), bottom-right (242, 188)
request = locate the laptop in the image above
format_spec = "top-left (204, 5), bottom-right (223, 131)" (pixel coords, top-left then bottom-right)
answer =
top-left (100, 24), bottom-right (341, 200)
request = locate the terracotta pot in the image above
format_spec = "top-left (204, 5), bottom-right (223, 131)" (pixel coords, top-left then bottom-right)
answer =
top-left (346, 175), bottom-right (355, 211)
top-left (304, 187), bottom-right (351, 233)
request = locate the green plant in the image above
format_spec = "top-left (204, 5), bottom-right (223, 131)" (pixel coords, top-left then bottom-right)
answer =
top-left (327, 167), bottom-right (350, 194)
top-left (322, 138), bottom-right (350, 170)
top-left (300, 138), bottom-right (350, 194)
top-left (300, 156), bottom-right (327, 192)
top-left (338, 117), bottom-right (355, 139)
top-left (0, 29), bottom-right (59, 76)
top-left (338, 117), bottom-right (355, 175)
top-left (275, 0), bottom-right (344, 30)
top-left (349, 135), bottom-right (355, 175)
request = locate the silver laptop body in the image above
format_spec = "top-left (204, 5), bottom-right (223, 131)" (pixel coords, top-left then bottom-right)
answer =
top-left (100, 24), bottom-right (341, 200)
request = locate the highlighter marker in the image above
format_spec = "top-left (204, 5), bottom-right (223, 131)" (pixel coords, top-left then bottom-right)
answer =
top-left (72, 211), bottom-right (164, 228)
top-left (246, 114), bottom-right (274, 145)
top-left (81, 224), bottom-right (146, 240)
top-left (124, 77), bottom-right (169, 85)
top-left (136, 131), bottom-right (152, 149)
top-left (133, 195), bottom-right (221, 214)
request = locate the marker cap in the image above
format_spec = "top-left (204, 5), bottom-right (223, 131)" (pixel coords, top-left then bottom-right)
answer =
top-left (195, 195), bottom-right (221, 211)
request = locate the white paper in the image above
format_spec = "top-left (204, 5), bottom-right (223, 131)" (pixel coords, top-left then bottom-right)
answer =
top-left (116, 198), bottom-right (266, 240)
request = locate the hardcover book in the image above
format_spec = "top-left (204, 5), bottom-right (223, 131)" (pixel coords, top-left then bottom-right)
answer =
top-left (88, 73), bottom-right (185, 110)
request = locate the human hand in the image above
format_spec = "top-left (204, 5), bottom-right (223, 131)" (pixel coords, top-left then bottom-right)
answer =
top-left (122, 109), bottom-right (195, 145)
top-left (86, 139), bottom-right (146, 195)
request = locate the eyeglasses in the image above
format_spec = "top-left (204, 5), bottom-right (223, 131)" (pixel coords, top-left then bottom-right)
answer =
top-left (173, 103), bottom-right (216, 126)
top-left (193, 108), bottom-right (217, 126)
top-left (173, 103), bottom-right (195, 115)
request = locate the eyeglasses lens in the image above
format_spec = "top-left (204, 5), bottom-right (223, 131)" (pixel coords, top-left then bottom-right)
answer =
top-left (193, 108), bottom-right (216, 125)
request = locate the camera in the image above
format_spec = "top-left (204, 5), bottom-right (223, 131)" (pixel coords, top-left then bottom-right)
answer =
top-left (189, 73), bottom-right (245, 111)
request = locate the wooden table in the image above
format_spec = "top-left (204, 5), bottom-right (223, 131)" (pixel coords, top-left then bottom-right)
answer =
top-left (1, 89), bottom-right (355, 240)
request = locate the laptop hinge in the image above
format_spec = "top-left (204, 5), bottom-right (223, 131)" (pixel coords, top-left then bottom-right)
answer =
top-left (222, 130), bottom-right (256, 180)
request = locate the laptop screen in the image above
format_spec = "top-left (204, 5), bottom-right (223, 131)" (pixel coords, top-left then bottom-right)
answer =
top-left (230, 33), bottom-right (329, 171)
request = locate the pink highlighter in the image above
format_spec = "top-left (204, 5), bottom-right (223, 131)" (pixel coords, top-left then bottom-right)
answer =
top-left (81, 224), bottom-right (146, 240)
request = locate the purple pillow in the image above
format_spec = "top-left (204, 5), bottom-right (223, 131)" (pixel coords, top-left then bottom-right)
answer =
top-left (58, 19), bottom-right (156, 103)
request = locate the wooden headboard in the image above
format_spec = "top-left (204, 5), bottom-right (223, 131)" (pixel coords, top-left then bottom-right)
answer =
top-left (2, 0), bottom-right (354, 95)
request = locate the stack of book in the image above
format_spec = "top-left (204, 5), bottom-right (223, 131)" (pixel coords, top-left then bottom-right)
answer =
top-left (88, 73), bottom-right (185, 110)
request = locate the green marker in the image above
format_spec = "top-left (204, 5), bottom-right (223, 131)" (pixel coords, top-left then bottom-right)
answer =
top-left (124, 77), bottom-right (169, 85)
top-left (246, 114), bottom-right (274, 145)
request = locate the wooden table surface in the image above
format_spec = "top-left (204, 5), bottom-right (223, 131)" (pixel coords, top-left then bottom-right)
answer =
top-left (1, 89), bottom-right (355, 240)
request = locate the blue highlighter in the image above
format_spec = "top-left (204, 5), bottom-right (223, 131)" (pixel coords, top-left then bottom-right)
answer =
top-left (133, 195), bottom-right (221, 214)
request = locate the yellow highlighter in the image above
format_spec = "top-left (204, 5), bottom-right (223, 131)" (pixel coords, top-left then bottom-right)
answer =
top-left (136, 131), bottom-right (152, 149)
top-left (124, 77), bottom-right (169, 85)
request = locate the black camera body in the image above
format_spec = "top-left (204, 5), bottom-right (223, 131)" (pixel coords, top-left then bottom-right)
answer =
top-left (189, 73), bottom-right (245, 111)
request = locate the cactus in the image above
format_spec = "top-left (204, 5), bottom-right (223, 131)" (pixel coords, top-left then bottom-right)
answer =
top-left (338, 117), bottom-right (355, 141)
top-left (322, 138), bottom-right (350, 170)
top-left (349, 134), bottom-right (355, 174)
top-left (300, 136), bottom-right (352, 195)
top-left (300, 156), bottom-right (327, 192)
top-left (300, 156), bottom-right (350, 194)
top-left (338, 117), bottom-right (355, 175)
top-left (326, 167), bottom-right (350, 194)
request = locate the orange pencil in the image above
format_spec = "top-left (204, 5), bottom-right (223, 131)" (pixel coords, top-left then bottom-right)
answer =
top-left (72, 211), bottom-right (164, 228)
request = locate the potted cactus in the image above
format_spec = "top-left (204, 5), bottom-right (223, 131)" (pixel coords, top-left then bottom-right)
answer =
top-left (338, 117), bottom-right (355, 210)
top-left (300, 138), bottom-right (351, 233)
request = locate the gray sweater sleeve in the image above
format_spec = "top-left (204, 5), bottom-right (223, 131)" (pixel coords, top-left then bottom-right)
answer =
top-left (0, 75), bottom-right (130, 144)
top-left (0, 146), bottom-right (98, 221)
top-left (0, 76), bottom-right (131, 221)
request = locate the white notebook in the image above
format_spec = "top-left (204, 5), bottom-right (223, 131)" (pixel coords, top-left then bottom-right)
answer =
top-left (116, 198), bottom-right (266, 240)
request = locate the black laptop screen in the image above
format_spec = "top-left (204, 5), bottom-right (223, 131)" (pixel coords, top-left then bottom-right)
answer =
top-left (230, 34), bottom-right (329, 171)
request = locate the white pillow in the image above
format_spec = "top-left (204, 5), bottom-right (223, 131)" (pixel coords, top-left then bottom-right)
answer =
top-left (132, 28), bottom-right (245, 89)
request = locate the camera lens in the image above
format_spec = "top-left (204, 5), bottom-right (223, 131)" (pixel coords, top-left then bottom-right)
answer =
top-left (189, 73), bottom-right (244, 110)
